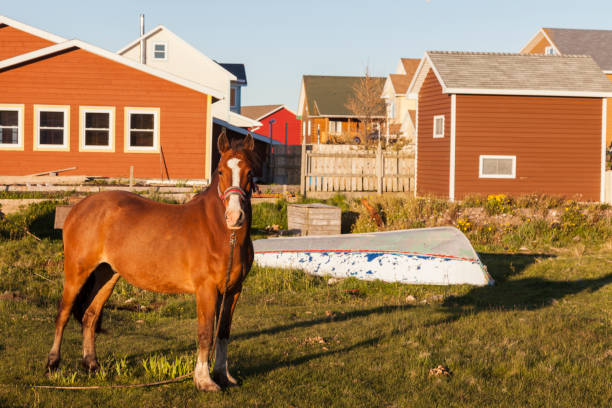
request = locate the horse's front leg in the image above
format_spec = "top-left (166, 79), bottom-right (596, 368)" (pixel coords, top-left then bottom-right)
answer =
top-left (212, 287), bottom-right (242, 387)
top-left (194, 282), bottom-right (220, 392)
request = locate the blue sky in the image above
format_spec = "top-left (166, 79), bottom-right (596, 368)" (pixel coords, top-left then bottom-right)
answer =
top-left (3, 1), bottom-right (612, 110)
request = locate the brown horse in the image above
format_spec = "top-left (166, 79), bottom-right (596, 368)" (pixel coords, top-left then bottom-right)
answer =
top-left (46, 132), bottom-right (257, 391)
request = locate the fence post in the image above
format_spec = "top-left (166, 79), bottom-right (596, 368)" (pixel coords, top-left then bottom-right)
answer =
top-left (300, 138), bottom-right (307, 197)
top-left (376, 144), bottom-right (383, 195)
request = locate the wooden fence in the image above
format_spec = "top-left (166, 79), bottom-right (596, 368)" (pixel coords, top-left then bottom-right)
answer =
top-left (300, 144), bottom-right (414, 194)
top-left (267, 145), bottom-right (302, 185)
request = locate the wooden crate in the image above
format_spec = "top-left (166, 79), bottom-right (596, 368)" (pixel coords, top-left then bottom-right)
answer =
top-left (54, 205), bottom-right (74, 229)
top-left (287, 203), bottom-right (341, 236)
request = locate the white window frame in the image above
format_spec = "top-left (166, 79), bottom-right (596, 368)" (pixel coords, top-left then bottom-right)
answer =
top-left (544, 45), bottom-right (556, 55)
top-left (329, 120), bottom-right (341, 135)
top-left (433, 114), bottom-right (445, 138)
top-left (479, 155), bottom-right (517, 179)
top-left (152, 42), bottom-right (168, 60)
top-left (124, 107), bottom-right (160, 153)
top-left (34, 105), bottom-right (70, 151)
top-left (0, 104), bottom-right (24, 151)
top-left (79, 107), bottom-right (115, 152)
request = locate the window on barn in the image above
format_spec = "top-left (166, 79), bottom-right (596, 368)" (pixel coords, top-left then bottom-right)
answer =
top-left (34, 105), bottom-right (70, 150)
top-left (479, 155), bottom-right (516, 179)
top-left (544, 46), bottom-right (556, 55)
top-left (125, 108), bottom-right (159, 152)
top-left (80, 107), bottom-right (114, 151)
top-left (153, 42), bottom-right (167, 60)
top-left (433, 115), bottom-right (444, 138)
top-left (329, 120), bottom-right (342, 134)
top-left (0, 106), bottom-right (23, 149)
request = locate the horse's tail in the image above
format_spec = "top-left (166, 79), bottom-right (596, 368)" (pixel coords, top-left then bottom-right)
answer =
top-left (71, 263), bottom-right (115, 333)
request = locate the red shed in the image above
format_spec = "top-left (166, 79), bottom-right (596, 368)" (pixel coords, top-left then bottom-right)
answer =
top-left (241, 105), bottom-right (302, 145)
top-left (410, 51), bottom-right (612, 202)
top-left (0, 34), bottom-right (223, 180)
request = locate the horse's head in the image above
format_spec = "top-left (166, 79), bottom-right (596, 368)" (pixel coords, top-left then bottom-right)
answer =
top-left (216, 131), bottom-right (257, 230)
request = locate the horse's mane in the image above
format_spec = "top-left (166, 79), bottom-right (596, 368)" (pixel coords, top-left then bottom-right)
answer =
top-left (228, 136), bottom-right (261, 173)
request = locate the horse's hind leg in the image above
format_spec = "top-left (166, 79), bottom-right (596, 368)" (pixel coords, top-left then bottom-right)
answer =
top-left (212, 288), bottom-right (242, 387)
top-left (81, 265), bottom-right (120, 371)
top-left (46, 261), bottom-right (93, 371)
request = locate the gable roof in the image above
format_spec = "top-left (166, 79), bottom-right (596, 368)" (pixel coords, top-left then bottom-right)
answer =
top-left (219, 63), bottom-right (247, 85)
top-left (0, 39), bottom-right (225, 100)
top-left (117, 25), bottom-right (237, 81)
top-left (0, 15), bottom-right (66, 44)
top-left (542, 27), bottom-right (612, 72)
top-left (301, 75), bottom-right (386, 117)
top-left (400, 58), bottom-right (421, 79)
top-left (240, 104), bottom-right (286, 121)
top-left (408, 51), bottom-right (612, 98)
top-left (389, 74), bottom-right (412, 94)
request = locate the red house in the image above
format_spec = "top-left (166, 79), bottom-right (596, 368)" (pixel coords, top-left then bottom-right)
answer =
top-left (0, 16), bottom-right (222, 181)
top-left (240, 105), bottom-right (302, 145)
top-left (409, 51), bottom-right (612, 202)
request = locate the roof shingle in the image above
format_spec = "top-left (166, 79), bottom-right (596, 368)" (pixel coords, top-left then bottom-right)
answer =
top-left (303, 75), bottom-right (386, 117)
top-left (545, 28), bottom-right (612, 71)
top-left (240, 104), bottom-right (283, 120)
top-left (426, 51), bottom-right (612, 94)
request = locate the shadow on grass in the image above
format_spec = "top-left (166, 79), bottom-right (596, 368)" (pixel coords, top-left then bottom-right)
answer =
top-left (235, 335), bottom-right (384, 380)
top-left (443, 252), bottom-right (612, 312)
top-left (232, 304), bottom-right (410, 342)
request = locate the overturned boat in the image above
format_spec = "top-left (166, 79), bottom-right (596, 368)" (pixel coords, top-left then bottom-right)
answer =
top-left (253, 227), bottom-right (493, 286)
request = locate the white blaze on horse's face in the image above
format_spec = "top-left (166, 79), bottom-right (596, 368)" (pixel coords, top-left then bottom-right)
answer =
top-left (225, 158), bottom-right (245, 229)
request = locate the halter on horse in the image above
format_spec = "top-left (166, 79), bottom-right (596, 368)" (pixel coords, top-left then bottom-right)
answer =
top-left (46, 131), bottom-right (257, 391)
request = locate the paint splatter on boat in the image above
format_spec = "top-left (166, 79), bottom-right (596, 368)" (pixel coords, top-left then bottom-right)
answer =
top-left (253, 227), bottom-right (493, 286)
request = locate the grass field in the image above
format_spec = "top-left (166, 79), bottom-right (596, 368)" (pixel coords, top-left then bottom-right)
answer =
top-left (0, 196), bottom-right (611, 407)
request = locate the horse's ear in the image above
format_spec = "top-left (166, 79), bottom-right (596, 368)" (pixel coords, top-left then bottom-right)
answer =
top-left (244, 133), bottom-right (254, 151)
top-left (217, 129), bottom-right (229, 153)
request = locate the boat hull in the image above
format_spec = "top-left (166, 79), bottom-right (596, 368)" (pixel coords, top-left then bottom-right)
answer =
top-left (253, 227), bottom-right (493, 286)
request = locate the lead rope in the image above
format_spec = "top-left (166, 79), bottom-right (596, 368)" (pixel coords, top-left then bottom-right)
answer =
top-left (210, 230), bottom-right (237, 366)
top-left (27, 231), bottom-right (238, 390)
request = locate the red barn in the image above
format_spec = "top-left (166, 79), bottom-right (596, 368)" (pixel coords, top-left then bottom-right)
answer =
top-left (410, 51), bottom-right (612, 202)
top-left (241, 105), bottom-right (302, 145)
top-left (0, 17), bottom-right (222, 181)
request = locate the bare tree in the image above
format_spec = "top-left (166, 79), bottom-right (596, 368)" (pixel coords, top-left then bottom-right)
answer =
top-left (345, 67), bottom-right (385, 144)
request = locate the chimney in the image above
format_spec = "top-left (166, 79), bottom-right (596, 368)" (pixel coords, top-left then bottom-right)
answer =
top-left (139, 14), bottom-right (146, 64)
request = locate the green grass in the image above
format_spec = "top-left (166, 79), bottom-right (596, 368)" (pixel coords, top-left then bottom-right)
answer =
top-left (0, 199), bottom-right (611, 407)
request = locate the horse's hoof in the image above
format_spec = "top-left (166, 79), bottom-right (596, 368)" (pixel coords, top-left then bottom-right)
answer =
top-left (194, 379), bottom-right (221, 392)
top-left (81, 357), bottom-right (100, 372)
top-left (213, 372), bottom-right (239, 388)
top-left (45, 355), bottom-right (60, 373)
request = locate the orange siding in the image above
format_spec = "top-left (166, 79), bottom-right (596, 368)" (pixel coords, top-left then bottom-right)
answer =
top-left (416, 69), bottom-right (451, 197)
top-left (0, 48), bottom-right (208, 179)
top-left (525, 34), bottom-right (551, 54)
top-left (455, 95), bottom-right (602, 201)
top-left (605, 74), bottom-right (612, 149)
top-left (0, 25), bottom-right (56, 60)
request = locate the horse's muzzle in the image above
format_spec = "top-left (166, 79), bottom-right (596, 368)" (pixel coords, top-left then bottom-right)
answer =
top-left (225, 208), bottom-right (245, 230)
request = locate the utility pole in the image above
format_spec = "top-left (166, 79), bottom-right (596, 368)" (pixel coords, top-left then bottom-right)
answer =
top-left (268, 119), bottom-right (276, 182)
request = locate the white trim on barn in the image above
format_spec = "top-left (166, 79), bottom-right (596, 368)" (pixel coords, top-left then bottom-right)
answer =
top-left (0, 39), bottom-right (226, 101)
top-left (213, 117), bottom-right (283, 145)
top-left (443, 87), bottom-right (612, 98)
top-left (539, 29), bottom-right (561, 55)
top-left (602, 98), bottom-right (607, 202)
top-left (0, 14), bottom-right (66, 44)
top-left (478, 155), bottom-right (517, 179)
top-left (449, 94), bottom-right (456, 202)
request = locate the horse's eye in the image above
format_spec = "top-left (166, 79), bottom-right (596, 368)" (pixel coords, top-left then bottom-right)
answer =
top-left (218, 171), bottom-right (223, 176)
